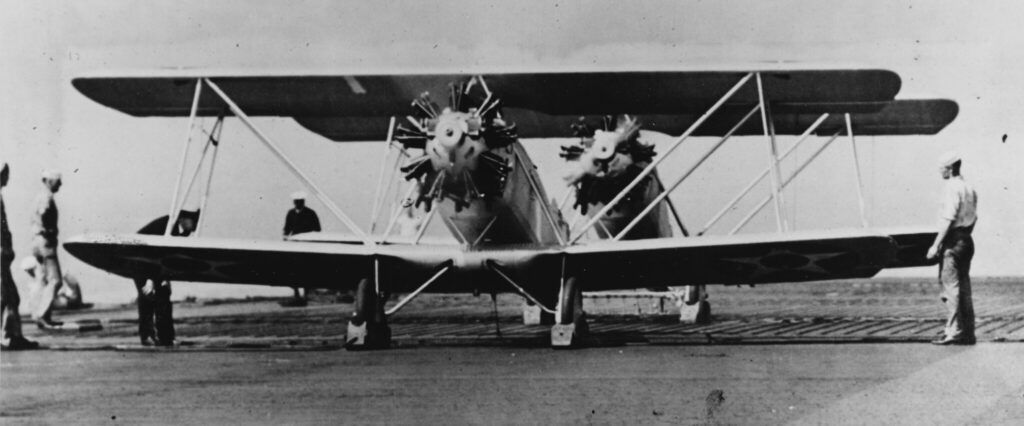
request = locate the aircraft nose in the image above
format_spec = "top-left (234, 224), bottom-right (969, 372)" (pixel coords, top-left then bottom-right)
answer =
top-left (435, 120), bottom-right (467, 149)
top-left (591, 131), bottom-right (618, 161)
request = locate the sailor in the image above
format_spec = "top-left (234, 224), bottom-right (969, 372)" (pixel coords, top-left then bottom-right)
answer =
top-left (1, 162), bottom-right (39, 350)
top-left (29, 169), bottom-right (65, 330)
top-left (927, 151), bottom-right (978, 345)
top-left (21, 256), bottom-right (84, 310)
top-left (283, 191), bottom-right (321, 237)
top-left (397, 203), bottom-right (423, 238)
top-left (282, 191), bottom-right (321, 306)
top-left (135, 209), bottom-right (200, 346)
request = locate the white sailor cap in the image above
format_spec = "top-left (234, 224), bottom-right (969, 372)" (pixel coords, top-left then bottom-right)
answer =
top-left (938, 151), bottom-right (961, 168)
top-left (19, 256), bottom-right (38, 272)
top-left (41, 169), bottom-right (62, 180)
top-left (291, 191), bottom-right (308, 200)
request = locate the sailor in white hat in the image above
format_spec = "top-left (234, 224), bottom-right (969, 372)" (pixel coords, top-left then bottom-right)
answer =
top-left (927, 151), bottom-right (978, 345)
top-left (282, 190), bottom-right (321, 306)
top-left (30, 168), bottom-right (65, 330)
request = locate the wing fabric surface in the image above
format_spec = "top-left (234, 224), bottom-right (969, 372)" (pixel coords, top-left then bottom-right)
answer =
top-left (294, 99), bottom-right (958, 141)
top-left (65, 228), bottom-right (931, 293)
top-left (565, 230), bottom-right (899, 291)
top-left (63, 234), bottom-right (451, 289)
top-left (71, 70), bottom-right (900, 117)
top-left (73, 70), bottom-right (960, 141)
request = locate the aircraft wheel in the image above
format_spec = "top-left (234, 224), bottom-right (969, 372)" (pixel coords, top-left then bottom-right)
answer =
top-left (347, 278), bottom-right (391, 350)
top-left (558, 277), bottom-right (582, 325)
top-left (552, 277), bottom-right (587, 348)
top-left (696, 300), bottom-right (711, 324)
top-left (353, 277), bottom-right (375, 325)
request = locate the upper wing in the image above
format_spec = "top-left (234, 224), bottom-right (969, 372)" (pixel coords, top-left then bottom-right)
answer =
top-left (629, 99), bottom-right (959, 137)
top-left (295, 99), bottom-right (958, 141)
top-left (72, 70), bottom-right (900, 118)
top-left (76, 70), bottom-right (957, 141)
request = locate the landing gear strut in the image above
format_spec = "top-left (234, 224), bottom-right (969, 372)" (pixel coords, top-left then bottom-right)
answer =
top-left (551, 277), bottom-right (588, 348)
top-left (346, 278), bottom-right (391, 350)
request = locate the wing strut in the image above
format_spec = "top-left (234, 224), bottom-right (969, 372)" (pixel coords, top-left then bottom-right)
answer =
top-left (194, 114), bottom-right (225, 236)
top-left (613, 104), bottom-right (761, 240)
top-left (369, 117), bottom-right (399, 233)
top-left (379, 182), bottom-right (421, 244)
top-left (698, 112), bottom-right (831, 235)
top-left (203, 78), bottom-right (373, 245)
top-left (654, 175), bottom-right (689, 237)
top-left (384, 260), bottom-right (453, 316)
top-left (486, 260), bottom-right (557, 314)
top-left (164, 81), bottom-right (225, 237)
top-left (175, 114), bottom-right (224, 233)
top-left (165, 80), bottom-right (203, 236)
top-left (569, 72), bottom-right (756, 244)
top-left (757, 73), bottom-right (788, 233)
top-left (729, 129), bottom-right (843, 234)
top-left (846, 113), bottom-right (869, 228)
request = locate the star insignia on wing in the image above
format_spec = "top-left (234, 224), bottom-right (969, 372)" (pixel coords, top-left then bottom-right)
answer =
top-left (118, 254), bottom-right (239, 281)
top-left (719, 249), bottom-right (850, 279)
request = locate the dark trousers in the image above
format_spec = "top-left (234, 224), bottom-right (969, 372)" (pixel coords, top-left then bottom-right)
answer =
top-left (939, 228), bottom-right (975, 340)
top-left (134, 278), bottom-right (175, 344)
top-left (1, 257), bottom-right (23, 340)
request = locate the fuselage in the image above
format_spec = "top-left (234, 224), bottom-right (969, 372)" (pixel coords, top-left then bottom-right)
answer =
top-left (394, 95), bottom-right (673, 295)
top-left (407, 107), bottom-right (566, 248)
top-left (434, 141), bottom-right (566, 246)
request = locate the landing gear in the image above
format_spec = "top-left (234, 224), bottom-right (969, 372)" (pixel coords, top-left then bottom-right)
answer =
top-left (346, 278), bottom-right (391, 350)
top-left (551, 277), bottom-right (588, 348)
top-left (676, 285), bottom-right (712, 324)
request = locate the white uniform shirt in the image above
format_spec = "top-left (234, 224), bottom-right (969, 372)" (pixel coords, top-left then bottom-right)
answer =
top-left (940, 176), bottom-right (978, 228)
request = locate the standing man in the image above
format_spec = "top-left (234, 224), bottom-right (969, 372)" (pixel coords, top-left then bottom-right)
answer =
top-left (283, 191), bottom-right (321, 237)
top-left (282, 191), bottom-right (321, 306)
top-left (1, 163), bottom-right (38, 350)
top-left (30, 169), bottom-right (64, 330)
top-left (135, 210), bottom-right (200, 346)
top-left (927, 152), bottom-right (978, 345)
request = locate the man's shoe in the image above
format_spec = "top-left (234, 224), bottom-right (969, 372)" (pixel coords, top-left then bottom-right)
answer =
top-left (2, 336), bottom-right (40, 350)
top-left (154, 339), bottom-right (177, 347)
top-left (36, 320), bottom-right (64, 331)
top-left (932, 335), bottom-right (974, 345)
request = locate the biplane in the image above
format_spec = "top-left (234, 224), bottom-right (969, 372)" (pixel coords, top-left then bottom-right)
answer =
top-left (65, 69), bottom-right (957, 348)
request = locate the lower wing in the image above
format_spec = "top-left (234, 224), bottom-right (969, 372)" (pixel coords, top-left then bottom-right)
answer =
top-left (64, 228), bottom-right (935, 292)
top-left (565, 228), bottom-right (927, 291)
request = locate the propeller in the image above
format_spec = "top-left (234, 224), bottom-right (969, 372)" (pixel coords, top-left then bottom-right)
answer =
top-left (395, 77), bottom-right (519, 211)
top-left (561, 115), bottom-right (657, 213)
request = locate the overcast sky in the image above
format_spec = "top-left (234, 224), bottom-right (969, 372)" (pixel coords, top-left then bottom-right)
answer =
top-left (2, 1), bottom-right (1022, 304)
